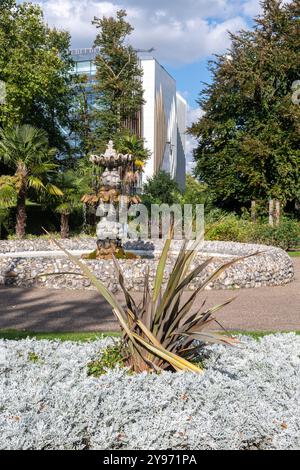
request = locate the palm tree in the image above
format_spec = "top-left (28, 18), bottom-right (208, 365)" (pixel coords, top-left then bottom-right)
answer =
top-left (0, 125), bottom-right (63, 238)
top-left (54, 170), bottom-right (83, 238)
top-left (118, 134), bottom-right (150, 164)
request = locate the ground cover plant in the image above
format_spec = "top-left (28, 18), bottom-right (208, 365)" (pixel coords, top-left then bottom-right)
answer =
top-left (0, 333), bottom-right (300, 449)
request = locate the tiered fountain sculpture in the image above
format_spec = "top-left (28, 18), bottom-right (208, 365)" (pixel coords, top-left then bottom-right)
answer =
top-left (88, 140), bottom-right (142, 259)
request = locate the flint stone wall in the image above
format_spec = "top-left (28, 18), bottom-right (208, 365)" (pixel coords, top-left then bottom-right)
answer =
top-left (0, 238), bottom-right (294, 292)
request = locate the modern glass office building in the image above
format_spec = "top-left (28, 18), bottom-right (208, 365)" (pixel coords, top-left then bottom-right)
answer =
top-left (71, 48), bottom-right (98, 80)
top-left (70, 49), bottom-right (187, 188)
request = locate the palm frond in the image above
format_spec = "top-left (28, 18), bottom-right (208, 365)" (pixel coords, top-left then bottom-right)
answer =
top-left (0, 175), bottom-right (19, 208)
top-left (46, 183), bottom-right (64, 197)
top-left (0, 184), bottom-right (17, 208)
top-left (27, 176), bottom-right (46, 191)
top-left (31, 162), bottom-right (58, 176)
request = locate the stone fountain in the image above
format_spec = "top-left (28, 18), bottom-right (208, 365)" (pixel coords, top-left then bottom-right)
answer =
top-left (89, 140), bottom-right (141, 259)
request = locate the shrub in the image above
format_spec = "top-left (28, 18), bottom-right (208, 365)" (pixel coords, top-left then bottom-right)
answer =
top-left (0, 208), bottom-right (10, 239)
top-left (253, 219), bottom-right (300, 251)
top-left (206, 214), bottom-right (251, 242)
top-left (179, 175), bottom-right (208, 205)
top-left (206, 213), bottom-right (300, 250)
top-left (49, 235), bottom-right (241, 374)
top-left (141, 171), bottom-right (181, 208)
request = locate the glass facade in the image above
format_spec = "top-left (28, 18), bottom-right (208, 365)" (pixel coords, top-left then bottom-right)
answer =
top-left (71, 48), bottom-right (98, 78)
top-left (70, 48), bottom-right (142, 139)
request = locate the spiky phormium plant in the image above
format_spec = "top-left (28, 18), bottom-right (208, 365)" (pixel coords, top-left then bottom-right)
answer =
top-left (45, 234), bottom-right (251, 374)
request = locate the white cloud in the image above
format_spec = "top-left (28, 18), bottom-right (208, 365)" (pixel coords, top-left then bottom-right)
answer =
top-left (132, 15), bottom-right (247, 65)
top-left (187, 106), bottom-right (205, 127)
top-left (121, 0), bottom-right (244, 21)
top-left (38, 0), bottom-right (249, 65)
top-left (242, 0), bottom-right (261, 17)
top-left (185, 106), bottom-right (204, 173)
top-left (39, 1), bottom-right (121, 48)
top-left (242, 0), bottom-right (293, 17)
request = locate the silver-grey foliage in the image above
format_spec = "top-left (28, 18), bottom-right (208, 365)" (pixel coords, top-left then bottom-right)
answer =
top-left (0, 334), bottom-right (299, 450)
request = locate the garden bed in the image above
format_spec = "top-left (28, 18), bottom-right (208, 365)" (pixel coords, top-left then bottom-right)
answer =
top-left (0, 334), bottom-right (299, 450)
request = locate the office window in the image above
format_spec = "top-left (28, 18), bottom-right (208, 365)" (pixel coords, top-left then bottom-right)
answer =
top-left (76, 61), bottom-right (91, 74)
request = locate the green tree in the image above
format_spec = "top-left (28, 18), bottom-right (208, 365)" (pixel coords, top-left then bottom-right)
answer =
top-left (141, 171), bottom-right (181, 209)
top-left (117, 134), bottom-right (150, 163)
top-left (179, 175), bottom-right (208, 206)
top-left (92, 9), bottom-right (144, 148)
top-left (54, 170), bottom-right (83, 239)
top-left (0, 1), bottom-right (74, 152)
top-left (0, 125), bottom-right (62, 238)
top-left (190, 0), bottom-right (300, 211)
top-left (70, 74), bottom-right (95, 160)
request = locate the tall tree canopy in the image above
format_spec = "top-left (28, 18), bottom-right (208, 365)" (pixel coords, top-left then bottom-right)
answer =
top-left (190, 0), bottom-right (300, 211)
top-left (0, 0), bottom-right (74, 152)
top-left (92, 9), bottom-right (144, 149)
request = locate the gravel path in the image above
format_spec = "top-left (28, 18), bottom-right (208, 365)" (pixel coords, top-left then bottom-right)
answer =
top-left (0, 258), bottom-right (299, 333)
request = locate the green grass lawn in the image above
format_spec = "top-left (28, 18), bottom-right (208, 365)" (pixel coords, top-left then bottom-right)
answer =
top-left (0, 329), bottom-right (299, 342)
top-left (288, 251), bottom-right (300, 258)
top-left (0, 330), bottom-right (120, 342)
top-left (227, 330), bottom-right (300, 340)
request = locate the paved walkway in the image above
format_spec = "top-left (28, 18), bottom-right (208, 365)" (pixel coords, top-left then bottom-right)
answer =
top-left (0, 258), bottom-right (299, 333)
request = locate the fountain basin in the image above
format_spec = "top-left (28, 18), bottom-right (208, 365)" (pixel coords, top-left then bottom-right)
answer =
top-left (0, 238), bottom-right (294, 291)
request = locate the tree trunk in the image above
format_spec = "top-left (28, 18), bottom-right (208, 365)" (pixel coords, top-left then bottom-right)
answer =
top-left (15, 180), bottom-right (27, 239)
top-left (61, 213), bottom-right (70, 239)
top-left (251, 200), bottom-right (256, 223)
top-left (274, 200), bottom-right (281, 226)
top-left (269, 199), bottom-right (274, 227)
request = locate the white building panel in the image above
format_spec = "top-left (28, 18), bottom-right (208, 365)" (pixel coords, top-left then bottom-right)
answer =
top-left (141, 58), bottom-right (187, 188)
top-left (176, 92), bottom-right (187, 189)
top-left (140, 59), bottom-right (156, 180)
